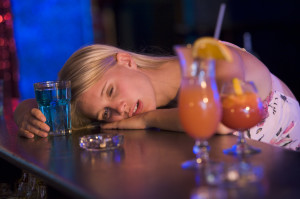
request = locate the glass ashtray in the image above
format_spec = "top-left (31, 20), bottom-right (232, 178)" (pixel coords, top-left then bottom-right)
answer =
top-left (79, 133), bottom-right (124, 151)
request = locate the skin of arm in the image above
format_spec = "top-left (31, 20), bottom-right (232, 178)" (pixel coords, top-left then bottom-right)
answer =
top-left (101, 108), bottom-right (184, 131)
top-left (101, 107), bottom-right (234, 134)
top-left (13, 98), bottom-right (49, 138)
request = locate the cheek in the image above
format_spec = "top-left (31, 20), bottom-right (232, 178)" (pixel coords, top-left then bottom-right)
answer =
top-left (117, 79), bottom-right (140, 97)
top-left (118, 74), bottom-right (157, 108)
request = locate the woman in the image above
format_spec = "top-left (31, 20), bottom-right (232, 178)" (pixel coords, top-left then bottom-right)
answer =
top-left (14, 42), bottom-right (300, 150)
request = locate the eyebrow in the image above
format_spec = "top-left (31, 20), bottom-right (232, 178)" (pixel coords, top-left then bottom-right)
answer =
top-left (101, 81), bottom-right (108, 97)
top-left (96, 81), bottom-right (108, 121)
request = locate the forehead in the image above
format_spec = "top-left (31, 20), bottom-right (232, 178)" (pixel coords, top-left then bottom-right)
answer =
top-left (80, 64), bottom-right (121, 98)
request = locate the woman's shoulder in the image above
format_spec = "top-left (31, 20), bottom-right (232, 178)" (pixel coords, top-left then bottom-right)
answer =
top-left (271, 74), bottom-right (297, 100)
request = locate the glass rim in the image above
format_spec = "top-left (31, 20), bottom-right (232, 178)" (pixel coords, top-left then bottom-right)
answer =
top-left (34, 80), bottom-right (71, 89)
top-left (221, 80), bottom-right (258, 93)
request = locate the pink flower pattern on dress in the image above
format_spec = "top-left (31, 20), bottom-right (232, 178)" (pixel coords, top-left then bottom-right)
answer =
top-left (269, 121), bottom-right (294, 147)
top-left (257, 91), bottom-right (273, 127)
top-left (248, 91), bottom-right (298, 150)
top-left (267, 94), bottom-right (296, 148)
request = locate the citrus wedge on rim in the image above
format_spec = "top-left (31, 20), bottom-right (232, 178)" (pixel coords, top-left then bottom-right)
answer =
top-left (192, 37), bottom-right (233, 61)
top-left (232, 78), bottom-right (243, 95)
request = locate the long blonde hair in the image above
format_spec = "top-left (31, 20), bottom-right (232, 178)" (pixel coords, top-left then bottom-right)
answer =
top-left (58, 44), bottom-right (175, 129)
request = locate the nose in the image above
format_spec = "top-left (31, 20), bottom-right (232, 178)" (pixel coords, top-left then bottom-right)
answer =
top-left (116, 100), bottom-right (128, 115)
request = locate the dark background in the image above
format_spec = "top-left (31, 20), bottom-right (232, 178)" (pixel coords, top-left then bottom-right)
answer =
top-left (91, 0), bottom-right (300, 100)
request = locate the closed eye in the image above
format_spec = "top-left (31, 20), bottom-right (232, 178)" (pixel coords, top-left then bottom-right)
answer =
top-left (109, 87), bottom-right (114, 97)
top-left (108, 86), bottom-right (114, 97)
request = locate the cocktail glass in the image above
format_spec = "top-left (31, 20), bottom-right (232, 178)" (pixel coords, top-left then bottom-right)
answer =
top-left (221, 80), bottom-right (263, 155)
top-left (175, 45), bottom-right (222, 169)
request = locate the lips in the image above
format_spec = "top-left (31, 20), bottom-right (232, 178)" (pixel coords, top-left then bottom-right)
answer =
top-left (133, 103), bottom-right (138, 113)
top-left (132, 100), bottom-right (142, 116)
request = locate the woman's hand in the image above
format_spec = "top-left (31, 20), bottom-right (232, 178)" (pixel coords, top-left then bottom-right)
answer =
top-left (14, 99), bottom-right (49, 138)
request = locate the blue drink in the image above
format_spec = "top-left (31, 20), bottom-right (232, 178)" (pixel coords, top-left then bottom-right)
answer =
top-left (34, 81), bottom-right (71, 136)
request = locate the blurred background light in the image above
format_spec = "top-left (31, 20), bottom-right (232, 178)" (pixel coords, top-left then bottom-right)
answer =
top-left (11, 0), bottom-right (94, 100)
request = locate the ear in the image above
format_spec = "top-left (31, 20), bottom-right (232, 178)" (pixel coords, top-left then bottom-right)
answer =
top-left (116, 52), bottom-right (137, 69)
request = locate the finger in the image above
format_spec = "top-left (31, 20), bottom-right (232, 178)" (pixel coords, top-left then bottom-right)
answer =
top-left (29, 117), bottom-right (50, 132)
top-left (18, 129), bottom-right (34, 139)
top-left (31, 108), bottom-right (46, 122)
top-left (23, 123), bottom-right (48, 138)
top-left (34, 130), bottom-right (48, 138)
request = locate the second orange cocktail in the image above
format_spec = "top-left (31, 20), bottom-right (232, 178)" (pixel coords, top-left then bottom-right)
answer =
top-left (221, 79), bottom-right (264, 155)
top-left (221, 92), bottom-right (263, 131)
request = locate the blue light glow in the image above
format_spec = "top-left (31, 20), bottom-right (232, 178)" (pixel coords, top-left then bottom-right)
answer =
top-left (11, 0), bottom-right (94, 99)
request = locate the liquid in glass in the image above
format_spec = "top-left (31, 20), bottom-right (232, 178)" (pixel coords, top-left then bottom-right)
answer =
top-left (221, 81), bottom-right (263, 155)
top-left (221, 92), bottom-right (263, 131)
top-left (179, 78), bottom-right (221, 139)
top-left (34, 81), bottom-right (72, 136)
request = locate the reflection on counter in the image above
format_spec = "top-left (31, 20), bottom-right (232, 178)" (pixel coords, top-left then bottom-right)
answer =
top-left (190, 157), bottom-right (266, 199)
top-left (0, 170), bottom-right (46, 199)
top-left (80, 148), bottom-right (125, 166)
top-left (15, 170), bottom-right (47, 199)
top-left (0, 159), bottom-right (72, 199)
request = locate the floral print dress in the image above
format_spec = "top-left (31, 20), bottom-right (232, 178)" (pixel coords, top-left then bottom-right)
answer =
top-left (243, 75), bottom-right (300, 151)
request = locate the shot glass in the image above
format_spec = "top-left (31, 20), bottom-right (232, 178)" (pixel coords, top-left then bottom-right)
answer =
top-left (34, 81), bottom-right (72, 136)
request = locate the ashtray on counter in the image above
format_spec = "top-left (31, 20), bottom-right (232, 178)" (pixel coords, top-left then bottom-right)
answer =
top-left (79, 133), bottom-right (124, 151)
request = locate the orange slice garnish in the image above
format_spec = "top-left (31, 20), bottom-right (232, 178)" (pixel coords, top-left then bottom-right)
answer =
top-left (192, 37), bottom-right (233, 61)
top-left (232, 78), bottom-right (243, 95)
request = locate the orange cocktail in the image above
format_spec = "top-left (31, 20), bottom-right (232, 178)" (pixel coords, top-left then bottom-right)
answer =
top-left (179, 78), bottom-right (221, 139)
top-left (221, 79), bottom-right (263, 155)
top-left (221, 92), bottom-right (263, 131)
top-left (175, 37), bottom-right (231, 169)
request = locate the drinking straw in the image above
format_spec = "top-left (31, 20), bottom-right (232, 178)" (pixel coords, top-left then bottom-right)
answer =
top-left (213, 3), bottom-right (226, 39)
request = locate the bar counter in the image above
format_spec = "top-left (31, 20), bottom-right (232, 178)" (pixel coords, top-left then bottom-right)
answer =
top-left (1, 117), bottom-right (300, 199)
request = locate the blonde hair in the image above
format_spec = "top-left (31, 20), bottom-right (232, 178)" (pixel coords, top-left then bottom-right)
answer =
top-left (58, 44), bottom-right (175, 129)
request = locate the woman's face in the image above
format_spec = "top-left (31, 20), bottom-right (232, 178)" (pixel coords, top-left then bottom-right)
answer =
top-left (77, 63), bottom-right (157, 122)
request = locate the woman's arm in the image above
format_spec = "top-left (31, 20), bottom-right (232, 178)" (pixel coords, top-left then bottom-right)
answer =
top-left (14, 98), bottom-right (49, 138)
top-left (101, 108), bottom-right (184, 132)
top-left (100, 107), bottom-right (234, 135)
